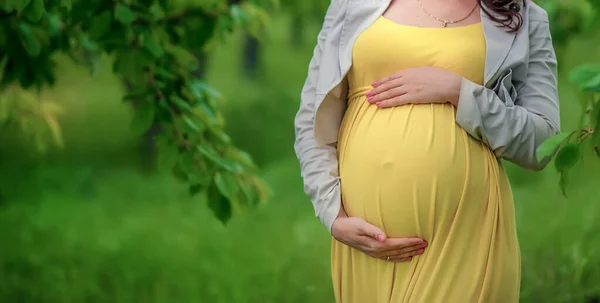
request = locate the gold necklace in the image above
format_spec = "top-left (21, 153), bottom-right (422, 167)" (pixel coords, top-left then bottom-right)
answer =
top-left (417, 0), bottom-right (479, 28)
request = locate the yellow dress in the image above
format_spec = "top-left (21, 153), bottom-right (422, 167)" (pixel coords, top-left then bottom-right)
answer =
top-left (332, 17), bottom-right (521, 303)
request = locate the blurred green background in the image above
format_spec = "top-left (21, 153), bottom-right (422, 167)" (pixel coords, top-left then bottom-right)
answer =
top-left (1, 3), bottom-right (600, 303)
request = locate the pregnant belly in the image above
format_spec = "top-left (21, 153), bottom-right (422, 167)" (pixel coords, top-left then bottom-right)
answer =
top-left (338, 98), bottom-right (494, 238)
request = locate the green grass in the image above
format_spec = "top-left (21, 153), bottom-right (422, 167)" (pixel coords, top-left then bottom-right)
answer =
top-left (0, 160), bottom-right (333, 303)
top-left (1, 14), bottom-right (600, 303)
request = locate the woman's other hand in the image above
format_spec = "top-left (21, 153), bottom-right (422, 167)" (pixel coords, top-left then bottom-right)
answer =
top-left (366, 66), bottom-right (462, 108)
top-left (331, 208), bottom-right (427, 262)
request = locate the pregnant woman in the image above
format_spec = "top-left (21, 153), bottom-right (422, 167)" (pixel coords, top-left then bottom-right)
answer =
top-left (294, 0), bottom-right (560, 302)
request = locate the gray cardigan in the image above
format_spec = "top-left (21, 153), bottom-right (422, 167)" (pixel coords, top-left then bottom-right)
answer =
top-left (293, 0), bottom-right (560, 232)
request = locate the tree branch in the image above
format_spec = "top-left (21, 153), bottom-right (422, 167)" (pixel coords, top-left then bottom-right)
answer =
top-left (148, 70), bottom-right (190, 150)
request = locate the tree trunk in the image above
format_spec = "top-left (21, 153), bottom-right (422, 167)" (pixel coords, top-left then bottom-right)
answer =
top-left (243, 33), bottom-right (260, 78)
top-left (291, 15), bottom-right (304, 49)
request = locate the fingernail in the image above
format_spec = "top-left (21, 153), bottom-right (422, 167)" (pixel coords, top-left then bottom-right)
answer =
top-left (376, 102), bottom-right (382, 107)
top-left (372, 81), bottom-right (377, 86)
top-left (377, 234), bottom-right (384, 241)
top-left (417, 249), bottom-right (424, 254)
top-left (366, 91), bottom-right (372, 97)
top-left (421, 242), bottom-right (428, 247)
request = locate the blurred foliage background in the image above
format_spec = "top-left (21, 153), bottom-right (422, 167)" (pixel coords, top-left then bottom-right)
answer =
top-left (1, 0), bottom-right (600, 302)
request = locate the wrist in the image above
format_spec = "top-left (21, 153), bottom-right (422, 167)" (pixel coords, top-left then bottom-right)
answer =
top-left (336, 204), bottom-right (348, 219)
top-left (448, 74), bottom-right (462, 106)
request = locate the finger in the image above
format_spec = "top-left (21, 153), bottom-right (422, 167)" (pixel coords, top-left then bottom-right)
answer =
top-left (390, 248), bottom-right (425, 260)
top-left (380, 239), bottom-right (428, 253)
top-left (357, 220), bottom-right (386, 242)
top-left (367, 78), bottom-right (402, 98)
top-left (379, 255), bottom-right (413, 262)
top-left (383, 237), bottom-right (428, 248)
top-left (367, 86), bottom-right (408, 104)
top-left (373, 242), bottom-right (427, 256)
top-left (376, 94), bottom-right (411, 108)
top-left (372, 72), bottom-right (403, 87)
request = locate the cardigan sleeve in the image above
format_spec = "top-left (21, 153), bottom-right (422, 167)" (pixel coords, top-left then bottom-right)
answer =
top-left (294, 0), bottom-right (344, 232)
top-left (455, 12), bottom-right (560, 171)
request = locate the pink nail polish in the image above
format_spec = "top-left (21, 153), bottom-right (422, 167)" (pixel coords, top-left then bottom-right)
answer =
top-left (377, 234), bottom-right (384, 241)
top-left (376, 102), bottom-right (382, 107)
top-left (365, 91), bottom-right (372, 97)
top-left (372, 81), bottom-right (377, 86)
top-left (367, 96), bottom-right (373, 101)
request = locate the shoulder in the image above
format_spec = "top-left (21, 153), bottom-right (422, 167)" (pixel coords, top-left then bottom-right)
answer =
top-left (526, 0), bottom-right (550, 23)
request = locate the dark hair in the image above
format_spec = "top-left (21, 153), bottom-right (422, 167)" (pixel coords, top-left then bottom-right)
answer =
top-left (478, 0), bottom-right (525, 32)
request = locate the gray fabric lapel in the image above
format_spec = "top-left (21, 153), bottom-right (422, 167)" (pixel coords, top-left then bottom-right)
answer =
top-left (481, 1), bottom-right (521, 86)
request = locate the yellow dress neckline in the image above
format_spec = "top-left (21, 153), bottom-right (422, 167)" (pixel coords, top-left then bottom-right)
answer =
top-left (379, 16), bottom-right (482, 30)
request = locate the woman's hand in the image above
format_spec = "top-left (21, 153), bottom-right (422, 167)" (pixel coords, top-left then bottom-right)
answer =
top-left (366, 66), bottom-right (462, 108)
top-left (331, 208), bottom-right (428, 262)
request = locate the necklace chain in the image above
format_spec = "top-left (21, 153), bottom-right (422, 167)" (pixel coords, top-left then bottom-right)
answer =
top-left (417, 0), bottom-right (479, 28)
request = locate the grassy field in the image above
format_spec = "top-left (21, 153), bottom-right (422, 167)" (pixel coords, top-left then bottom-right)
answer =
top-left (1, 15), bottom-right (600, 303)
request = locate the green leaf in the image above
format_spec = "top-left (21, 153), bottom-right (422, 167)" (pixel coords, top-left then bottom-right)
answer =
top-left (209, 127), bottom-right (231, 145)
top-left (188, 81), bottom-right (222, 100)
top-left (197, 144), bottom-right (237, 172)
top-left (569, 64), bottom-right (600, 92)
top-left (189, 184), bottom-right (202, 196)
top-left (60, 0), bottom-right (72, 10)
top-left (47, 13), bottom-right (62, 37)
top-left (89, 10), bottom-right (112, 39)
top-left (18, 24), bottom-right (41, 56)
top-left (536, 131), bottom-right (574, 161)
top-left (183, 115), bottom-right (203, 133)
top-left (554, 143), bottom-right (581, 172)
top-left (149, 2), bottom-right (165, 19)
top-left (123, 87), bottom-right (150, 101)
top-left (130, 100), bottom-right (155, 136)
top-left (171, 96), bottom-right (193, 112)
top-left (559, 171), bottom-right (568, 197)
top-left (239, 179), bottom-right (259, 206)
top-left (229, 148), bottom-right (257, 170)
top-left (165, 44), bottom-right (198, 68)
top-left (591, 100), bottom-right (600, 149)
top-left (113, 49), bottom-right (152, 84)
top-left (115, 4), bottom-right (136, 25)
top-left (187, 171), bottom-right (212, 189)
top-left (2, 0), bottom-right (31, 11)
top-left (207, 183), bottom-right (232, 223)
top-left (78, 32), bottom-right (98, 51)
top-left (218, 15), bottom-right (234, 34)
top-left (23, 0), bottom-right (45, 22)
top-left (156, 67), bottom-right (176, 81)
top-left (214, 172), bottom-right (240, 199)
top-left (230, 4), bottom-right (249, 24)
top-left (143, 30), bottom-right (163, 58)
top-left (197, 144), bottom-right (222, 165)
